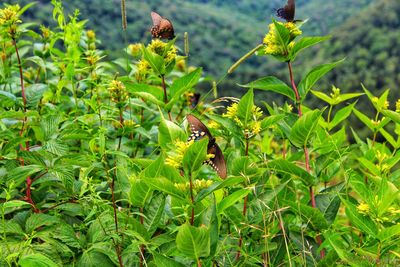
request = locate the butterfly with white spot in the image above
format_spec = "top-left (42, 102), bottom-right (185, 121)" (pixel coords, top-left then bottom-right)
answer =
top-left (186, 114), bottom-right (227, 179)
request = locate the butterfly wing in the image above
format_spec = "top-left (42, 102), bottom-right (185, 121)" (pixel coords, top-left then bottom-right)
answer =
top-left (150, 11), bottom-right (175, 39)
top-left (207, 144), bottom-right (227, 179)
top-left (186, 114), bottom-right (212, 141)
top-left (276, 0), bottom-right (295, 22)
top-left (186, 114), bottom-right (227, 179)
top-left (151, 11), bottom-right (163, 26)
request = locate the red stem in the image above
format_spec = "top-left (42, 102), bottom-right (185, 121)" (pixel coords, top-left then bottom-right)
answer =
top-left (13, 38), bottom-right (38, 212)
top-left (288, 62), bottom-right (324, 258)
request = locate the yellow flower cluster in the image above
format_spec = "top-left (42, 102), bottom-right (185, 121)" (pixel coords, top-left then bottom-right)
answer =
top-left (357, 202), bottom-right (370, 215)
top-left (0, 4), bottom-right (21, 39)
top-left (0, 4), bottom-right (21, 26)
top-left (135, 59), bottom-right (151, 82)
top-left (165, 140), bottom-right (194, 169)
top-left (109, 80), bottom-right (128, 104)
top-left (330, 86), bottom-right (340, 99)
top-left (148, 39), bottom-right (177, 64)
top-left (128, 43), bottom-right (141, 57)
top-left (223, 102), bottom-right (263, 137)
top-left (263, 22), bottom-right (302, 56)
top-left (357, 198), bottom-right (400, 224)
top-left (174, 179), bottom-right (213, 192)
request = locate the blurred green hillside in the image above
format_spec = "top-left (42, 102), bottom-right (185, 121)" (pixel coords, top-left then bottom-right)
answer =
top-left (7, 0), bottom-right (399, 100)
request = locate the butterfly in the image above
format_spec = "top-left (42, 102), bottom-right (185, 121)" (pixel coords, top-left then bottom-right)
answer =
top-left (150, 11), bottom-right (175, 40)
top-left (276, 0), bottom-right (295, 22)
top-left (186, 114), bottom-right (227, 179)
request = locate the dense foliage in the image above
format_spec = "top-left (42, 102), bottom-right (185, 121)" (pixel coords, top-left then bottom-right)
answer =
top-left (1, 1), bottom-right (400, 267)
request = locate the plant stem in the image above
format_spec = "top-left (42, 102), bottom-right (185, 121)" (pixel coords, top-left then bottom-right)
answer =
top-left (288, 62), bottom-right (324, 258)
top-left (161, 75), bottom-right (172, 121)
top-left (189, 172), bottom-right (195, 225)
top-left (327, 105), bottom-right (333, 124)
top-left (13, 38), bottom-right (38, 212)
top-left (235, 137), bottom-right (250, 260)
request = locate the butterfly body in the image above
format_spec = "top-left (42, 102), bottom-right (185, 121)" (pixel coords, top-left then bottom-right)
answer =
top-left (276, 0), bottom-right (295, 22)
top-left (186, 115), bottom-right (227, 179)
top-left (151, 11), bottom-right (175, 40)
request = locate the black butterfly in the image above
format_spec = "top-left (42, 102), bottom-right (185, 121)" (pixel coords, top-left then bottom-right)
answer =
top-left (186, 114), bottom-right (227, 179)
top-left (276, 0), bottom-right (295, 22)
top-left (150, 11), bottom-right (175, 40)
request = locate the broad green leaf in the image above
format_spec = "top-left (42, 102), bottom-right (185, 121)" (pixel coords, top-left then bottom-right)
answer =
top-left (267, 159), bottom-right (315, 186)
top-left (0, 200), bottom-right (31, 215)
top-left (341, 198), bottom-right (378, 238)
top-left (311, 90), bottom-right (332, 105)
top-left (353, 108), bottom-right (375, 131)
top-left (144, 193), bottom-right (165, 236)
top-left (0, 90), bottom-right (17, 108)
top-left (19, 253), bottom-right (59, 267)
top-left (379, 128), bottom-right (397, 148)
top-left (290, 36), bottom-right (330, 61)
top-left (382, 109), bottom-right (400, 124)
top-left (53, 224), bottom-right (82, 249)
top-left (195, 177), bottom-right (244, 203)
top-left (167, 68), bottom-right (202, 107)
top-left (153, 253), bottom-right (186, 267)
top-left (125, 83), bottom-right (164, 102)
top-left (329, 103), bottom-right (356, 130)
top-left (289, 109), bottom-right (323, 148)
top-left (358, 158), bottom-right (380, 176)
top-left (377, 224), bottom-right (400, 242)
top-left (158, 115), bottom-right (186, 149)
top-left (144, 177), bottom-right (187, 201)
top-left (273, 19), bottom-right (291, 48)
top-left (327, 234), bottom-right (370, 267)
top-left (77, 249), bottom-right (114, 267)
top-left (25, 213), bottom-right (59, 233)
top-left (130, 178), bottom-right (153, 207)
top-left (285, 200), bottom-right (329, 230)
top-left (298, 59), bottom-right (344, 97)
top-left (182, 138), bottom-right (208, 174)
top-left (237, 89), bottom-right (254, 128)
top-left (240, 76), bottom-right (295, 101)
top-left (142, 46), bottom-right (164, 75)
top-left (141, 154), bottom-right (166, 179)
top-left (176, 223), bottom-right (210, 260)
top-left (217, 189), bottom-right (251, 214)
top-left (315, 183), bottom-right (344, 225)
top-left (260, 114), bottom-right (285, 130)
top-left (334, 93), bottom-right (364, 105)
top-left (7, 165), bottom-right (44, 187)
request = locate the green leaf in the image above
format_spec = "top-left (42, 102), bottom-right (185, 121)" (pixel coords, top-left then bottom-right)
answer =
top-left (217, 189), bottom-right (251, 214)
top-left (144, 193), bottom-right (165, 236)
top-left (144, 177), bottom-right (187, 202)
top-left (153, 253), bottom-right (186, 267)
top-left (182, 138), bottom-right (208, 174)
top-left (273, 19), bottom-right (291, 47)
top-left (298, 59), bottom-right (344, 98)
top-left (53, 224), bottom-right (82, 249)
top-left (289, 109), bottom-right (323, 147)
top-left (290, 36), bottom-right (330, 61)
top-left (0, 90), bottom-right (17, 108)
top-left (77, 249), bottom-right (114, 267)
top-left (142, 46), bottom-right (164, 75)
top-left (382, 109), bottom-right (400, 124)
top-left (329, 103), bottom-right (356, 130)
top-left (195, 177), bottom-right (244, 203)
top-left (311, 90), bottom-right (333, 105)
top-left (237, 89), bottom-right (254, 128)
top-left (125, 83), bottom-right (164, 105)
top-left (353, 108), bottom-right (375, 131)
top-left (315, 183), bottom-right (344, 225)
top-left (327, 234), bottom-right (371, 267)
top-left (267, 159), bottom-right (315, 186)
top-left (130, 178), bottom-right (152, 207)
top-left (7, 165), bottom-right (44, 186)
top-left (0, 200), bottom-right (31, 215)
top-left (333, 93), bottom-right (364, 105)
top-left (158, 115), bottom-right (186, 149)
top-left (377, 224), bottom-right (400, 242)
top-left (176, 223), bottom-right (210, 260)
top-left (25, 213), bottom-right (59, 233)
top-left (285, 201), bottom-right (329, 230)
top-left (167, 68), bottom-right (202, 110)
top-left (240, 76), bottom-right (295, 101)
top-left (341, 198), bottom-right (378, 238)
top-left (19, 253), bottom-right (59, 267)
top-left (358, 158), bottom-right (380, 176)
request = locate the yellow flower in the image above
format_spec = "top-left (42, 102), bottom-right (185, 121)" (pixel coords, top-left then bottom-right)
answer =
top-left (223, 103), bottom-right (238, 119)
top-left (383, 100), bottom-right (389, 110)
top-left (147, 39), bottom-right (177, 63)
top-left (251, 121), bottom-right (261, 135)
top-left (109, 80), bottom-right (128, 103)
top-left (128, 43), bottom-right (141, 57)
top-left (208, 121), bottom-right (220, 129)
top-left (357, 202), bottom-right (370, 215)
top-left (176, 59), bottom-right (186, 72)
top-left (135, 59), bottom-right (151, 81)
top-left (166, 140), bottom-right (194, 169)
top-left (40, 25), bottom-right (50, 40)
top-left (0, 4), bottom-right (21, 26)
top-left (86, 30), bottom-right (96, 41)
top-left (253, 106), bottom-right (263, 119)
top-left (263, 21), bottom-right (302, 56)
